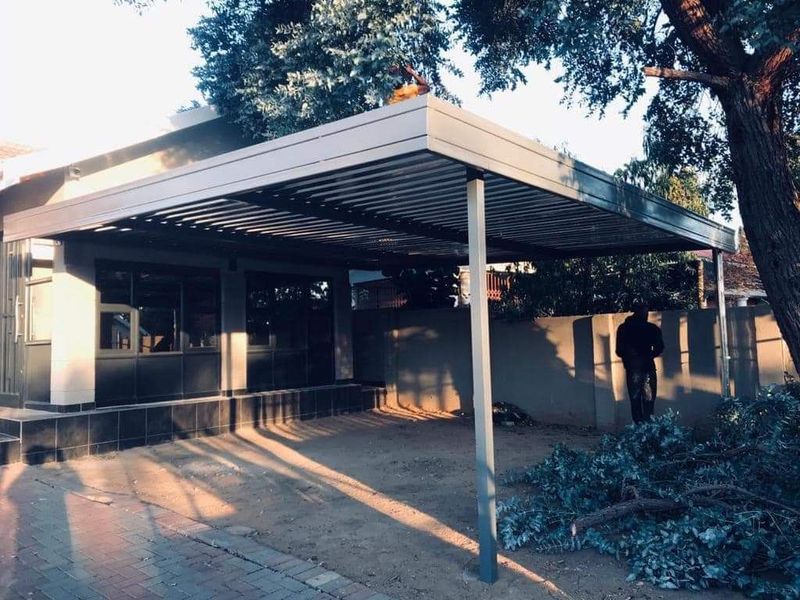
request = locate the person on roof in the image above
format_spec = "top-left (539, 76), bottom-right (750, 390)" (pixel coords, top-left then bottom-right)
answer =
top-left (615, 301), bottom-right (665, 424)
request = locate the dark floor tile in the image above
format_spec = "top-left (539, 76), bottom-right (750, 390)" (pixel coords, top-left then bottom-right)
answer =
top-left (21, 419), bottom-right (56, 455)
top-left (119, 409), bottom-right (146, 441)
top-left (237, 396), bottom-right (261, 426)
top-left (60, 446), bottom-right (88, 461)
top-left (315, 389), bottom-right (333, 418)
top-left (0, 418), bottom-right (20, 437)
top-left (89, 412), bottom-right (119, 445)
top-left (347, 387), bottom-right (362, 412)
top-left (196, 401), bottom-right (219, 435)
top-left (119, 437), bottom-right (146, 451)
top-left (56, 416), bottom-right (88, 450)
top-left (219, 398), bottom-right (235, 432)
top-left (146, 434), bottom-right (172, 446)
top-left (172, 404), bottom-right (197, 439)
top-left (146, 406), bottom-right (172, 437)
top-left (23, 449), bottom-right (57, 465)
top-left (0, 440), bottom-right (20, 464)
top-left (89, 441), bottom-right (118, 455)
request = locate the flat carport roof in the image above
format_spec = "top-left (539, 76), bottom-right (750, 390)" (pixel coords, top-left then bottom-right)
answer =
top-left (2, 95), bottom-right (736, 263)
top-left (1, 94), bottom-right (738, 584)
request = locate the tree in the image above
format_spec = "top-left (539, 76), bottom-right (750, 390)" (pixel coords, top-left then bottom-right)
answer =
top-left (381, 266), bottom-right (458, 309)
top-left (189, 0), bottom-right (456, 140)
top-left (453, 0), bottom-right (800, 370)
top-left (496, 159), bottom-right (708, 319)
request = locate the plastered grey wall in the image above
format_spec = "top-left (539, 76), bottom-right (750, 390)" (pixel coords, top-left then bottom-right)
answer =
top-left (353, 305), bottom-right (797, 431)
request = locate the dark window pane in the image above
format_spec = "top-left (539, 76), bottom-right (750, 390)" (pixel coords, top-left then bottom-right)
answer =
top-left (28, 281), bottom-right (53, 342)
top-left (246, 286), bottom-right (272, 346)
top-left (272, 283), bottom-right (307, 349)
top-left (137, 272), bottom-right (180, 353)
top-left (99, 312), bottom-right (132, 350)
top-left (185, 275), bottom-right (219, 348)
top-left (97, 268), bottom-right (131, 304)
top-left (246, 272), bottom-right (335, 389)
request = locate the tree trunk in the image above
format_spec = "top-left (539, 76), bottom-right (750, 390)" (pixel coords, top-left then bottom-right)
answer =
top-left (719, 82), bottom-right (800, 372)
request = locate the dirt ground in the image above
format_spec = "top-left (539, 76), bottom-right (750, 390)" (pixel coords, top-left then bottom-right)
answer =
top-left (35, 408), bottom-right (740, 600)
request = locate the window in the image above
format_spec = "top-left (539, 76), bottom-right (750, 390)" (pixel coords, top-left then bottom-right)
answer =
top-left (27, 281), bottom-right (52, 342)
top-left (99, 310), bottom-right (133, 350)
top-left (96, 263), bottom-right (219, 354)
top-left (184, 273), bottom-right (218, 349)
top-left (246, 273), bottom-right (334, 389)
top-left (137, 271), bottom-right (181, 353)
top-left (26, 238), bottom-right (54, 343)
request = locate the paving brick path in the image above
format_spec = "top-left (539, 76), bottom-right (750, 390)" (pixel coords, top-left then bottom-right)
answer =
top-left (0, 466), bottom-right (391, 600)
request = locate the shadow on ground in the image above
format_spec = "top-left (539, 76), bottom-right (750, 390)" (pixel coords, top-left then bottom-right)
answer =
top-left (15, 408), bottom-right (741, 600)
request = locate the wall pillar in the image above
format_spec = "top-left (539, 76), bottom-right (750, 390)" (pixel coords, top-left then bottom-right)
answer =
top-left (591, 314), bottom-right (620, 431)
top-left (221, 270), bottom-right (247, 395)
top-left (334, 275), bottom-right (354, 381)
top-left (50, 241), bottom-right (95, 407)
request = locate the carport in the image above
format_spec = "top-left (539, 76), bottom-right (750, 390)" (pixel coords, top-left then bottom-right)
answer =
top-left (2, 94), bottom-right (738, 583)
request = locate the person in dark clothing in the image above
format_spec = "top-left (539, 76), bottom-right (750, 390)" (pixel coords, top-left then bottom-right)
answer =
top-left (615, 302), bottom-right (665, 424)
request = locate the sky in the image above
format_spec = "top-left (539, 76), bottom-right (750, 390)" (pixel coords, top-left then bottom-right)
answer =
top-left (0, 0), bottom-right (654, 175)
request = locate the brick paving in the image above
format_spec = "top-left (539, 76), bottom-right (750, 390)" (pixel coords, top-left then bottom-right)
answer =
top-left (0, 466), bottom-right (392, 600)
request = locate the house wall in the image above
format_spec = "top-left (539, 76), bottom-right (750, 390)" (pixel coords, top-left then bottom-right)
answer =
top-left (40, 239), bottom-right (353, 408)
top-left (353, 305), bottom-right (797, 431)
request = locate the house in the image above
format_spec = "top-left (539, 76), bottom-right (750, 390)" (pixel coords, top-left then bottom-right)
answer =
top-left (0, 95), bottom-right (740, 582)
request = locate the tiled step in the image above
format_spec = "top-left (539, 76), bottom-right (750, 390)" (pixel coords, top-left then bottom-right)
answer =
top-left (0, 432), bottom-right (21, 465)
top-left (0, 384), bottom-right (388, 466)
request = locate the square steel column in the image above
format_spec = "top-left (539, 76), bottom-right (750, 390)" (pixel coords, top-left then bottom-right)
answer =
top-left (713, 249), bottom-right (732, 397)
top-left (466, 168), bottom-right (498, 583)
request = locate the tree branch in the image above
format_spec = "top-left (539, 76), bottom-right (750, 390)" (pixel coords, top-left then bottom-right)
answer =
top-left (643, 66), bottom-right (731, 88)
top-left (659, 0), bottom-right (746, 74)
top-left (754, 28), bottom-right (800, 99)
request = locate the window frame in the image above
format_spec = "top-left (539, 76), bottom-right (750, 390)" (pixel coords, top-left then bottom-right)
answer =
top-left (95, 261), bottom-right (221, 357)
top-left (97, 303), bottom-right (138, 357)
top-left (24, 239), bottom-right (55, 345)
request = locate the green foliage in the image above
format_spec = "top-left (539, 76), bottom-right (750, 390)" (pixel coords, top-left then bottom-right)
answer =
top-left (499, 386), bottom-right (800, 598)
top-left (616, 159), bottom-right (710, 217)
top-left (452, 0), bottom-right (800, 215)
top-left (493, 156), bottom-right (709, 320)
top-left (493, 253), bottom-right (699, 320)
top-left (381, 266), bottom-right (458, 309)
top-left (190, 0), bottom-right (456, 140)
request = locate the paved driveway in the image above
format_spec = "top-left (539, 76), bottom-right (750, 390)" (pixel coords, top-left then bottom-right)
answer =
top-left (0, 463), bottom-right (389, 600)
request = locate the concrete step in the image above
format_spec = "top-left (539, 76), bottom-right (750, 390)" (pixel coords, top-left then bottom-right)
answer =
top-left (0, 431), bottom-right (21, 465)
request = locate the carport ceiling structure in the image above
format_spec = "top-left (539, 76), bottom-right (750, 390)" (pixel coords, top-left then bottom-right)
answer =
top-left (3, 95), bottom-right (738, 584)
top-left (4, 95), bottom-right (736, 264)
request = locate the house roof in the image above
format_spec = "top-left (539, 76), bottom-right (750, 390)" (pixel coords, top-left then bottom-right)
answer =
top-left (0, 106), bottom-right (218, 192)
top-left (0, 141), bottom-right (35, 161)
top-left (1, 95), bottom-right (738, 267)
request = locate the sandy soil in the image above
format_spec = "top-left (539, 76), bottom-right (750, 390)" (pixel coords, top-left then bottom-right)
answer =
top-left (37, 408), bottom-right (740, 600)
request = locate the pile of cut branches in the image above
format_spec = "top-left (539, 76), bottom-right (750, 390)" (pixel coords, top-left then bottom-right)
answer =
top-left (499, 384), bottom-right (800, 598)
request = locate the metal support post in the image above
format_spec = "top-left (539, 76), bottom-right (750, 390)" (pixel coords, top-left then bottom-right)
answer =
top-left (714, 249), bottom-right (731, 397)
top-left (466, 167), bottom-right (498, 583)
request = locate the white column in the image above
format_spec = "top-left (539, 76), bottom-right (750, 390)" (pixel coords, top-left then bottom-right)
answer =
top-left (714, 249), bottom-right (732, 397)
top-left (50, 241), bottom-right (95, 407)
top-left (466, 168), bottom-right (498, 583)
top-left (220, 271), bottom-right (247, 394)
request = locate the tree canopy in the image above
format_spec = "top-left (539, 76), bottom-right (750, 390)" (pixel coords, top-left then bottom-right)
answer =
top-left (189, 0), bottom-right (456, 140)
top-left (495, 160), bottom-right (709, 319)
top-left (454, 0), bottom-right (799, 217)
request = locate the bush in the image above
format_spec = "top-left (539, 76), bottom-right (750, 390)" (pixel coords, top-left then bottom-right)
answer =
top-left (498, 386), bottom-right (800, 598)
